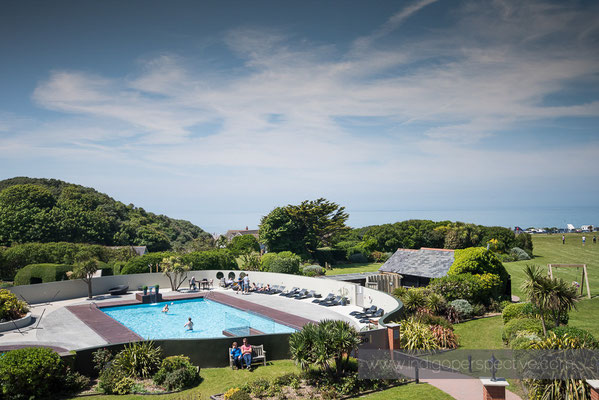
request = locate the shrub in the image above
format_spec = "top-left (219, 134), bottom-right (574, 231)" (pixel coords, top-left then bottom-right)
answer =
top-left (224, 388), bottom-right (252, 400)
top-left (13, 263), bottom-right (72, 285)
top-left (392, 287), bottom-right (408, 299)
top-left (63, 368), bottom-right (91, 393)
top-left (412, 311), bottom-right (453, 330)
top-left (113, 376), bottom-right (136, 395)
top-left (370, 251), bottom-right (390, 263)
top-left (502, 318), bottom-right (544, 343)
top-left (112, 341), bottom-right (162, 378)
top-left (0, 347), bottom-right (65, 399)
top-left (448, 247), bottom-right (509, 286)
top-left (348, 252), bottom-right (370, 263)
top-left (428, 273), bottom-right (483, 304)
top-left (509, 247), bottom-right (531, 261)
top-left (98, 364), bottom-right (127, 394)
top-left (502, 302), bottom-right (568, 325)
top-left (430, 325), bottom-right (458, 349)
top-left (153, 355), bottom-right (200, 390)
top-left (268, 256), bottom-right (301, 275)
top-left (550, 326), bottom-right (598, 348)
top-left (314, 248), bottom-right (347, 265)
top-left (472, 303), bottom-right (486, 316)
top-left (302, 264), bottom-right (325, 277)
top-left (400, 288), bottom-right (427, 314)
top-left (510, 333), bottom-right (540, 350)
top-left (425, 292), bottom-right (447, 315)
top-left (121, 252), bottom-right (172, 274)
top-left (449, 299), bottom-right (473, 319)
top-left (0, 288), bottom-right (29, 321)
top-left (183, 249), bottom-right (238, 271)
top-left (399, 319), bottom-right (439, 350)
top-left (514, 233), bottom-right (533, 255)
top-left (92, 347), bottom-right (114, 373)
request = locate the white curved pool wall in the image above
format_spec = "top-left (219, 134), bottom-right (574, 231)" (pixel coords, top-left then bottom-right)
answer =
top-left (8, 270), bottom-right (400, 321)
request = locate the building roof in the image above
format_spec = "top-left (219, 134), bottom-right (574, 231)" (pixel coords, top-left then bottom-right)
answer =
top-left (108, 245), bottom-right (148, 256)
top-left (378, 248), bottom-right (455, 279)
top-left (225, 228), bottom-right (260, 240)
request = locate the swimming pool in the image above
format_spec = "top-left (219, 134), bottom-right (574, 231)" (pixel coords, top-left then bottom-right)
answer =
top-left (101, 298), bottom-right (297, 339)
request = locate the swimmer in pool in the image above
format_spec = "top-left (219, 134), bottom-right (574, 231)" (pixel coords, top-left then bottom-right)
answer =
top-left (184, 317), bottom-right (193, 330)
top-left (162, 304), bottom-right (169, 313)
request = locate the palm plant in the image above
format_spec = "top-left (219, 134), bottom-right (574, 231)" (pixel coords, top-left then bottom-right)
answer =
top-left (522, 265), bottom-right (580, 336)
top-left (289, 320), bottom-right (360, 378)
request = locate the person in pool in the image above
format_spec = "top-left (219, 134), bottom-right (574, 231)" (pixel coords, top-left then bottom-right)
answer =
top-left (184, 317), bottom-right (193, 330)
top-left (240, 337), bottom-right (252, 370)
top-left (162, 304), bottom-right (169, 313)
top-left (230, 341), bottom-right (242, 369)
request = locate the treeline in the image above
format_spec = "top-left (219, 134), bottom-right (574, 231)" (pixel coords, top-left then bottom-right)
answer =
top-left (2, 241), bottom-right (238, 283)
top-left (0, 177), bottom-right (211, 251)
top-left (339, 220), bottom-right (533, 254)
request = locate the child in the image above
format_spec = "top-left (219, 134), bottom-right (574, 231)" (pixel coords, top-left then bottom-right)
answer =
top-left (230, 342), bottom-right (242, 369)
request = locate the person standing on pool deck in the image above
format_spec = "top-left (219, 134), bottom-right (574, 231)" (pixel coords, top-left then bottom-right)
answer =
top-left (240, 338), bottom-right (252, 370)
top-left (184, 317), bottom-right (193, 330)
top-left (243, 274), bottom-right (250, 295)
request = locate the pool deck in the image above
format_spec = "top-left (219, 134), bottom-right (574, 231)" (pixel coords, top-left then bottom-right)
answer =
top-left (0, 287), bottom-right (366, 352)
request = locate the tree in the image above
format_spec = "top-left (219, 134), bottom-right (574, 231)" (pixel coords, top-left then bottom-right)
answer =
top-left (160, 256), bottom-right (190, 291)
top-left (239, 252), bottom-right (261, 271)
top-left (68, 250), bottom-right (100, 299)
top-left (227, 235), bottom-right (260, 255)
top-left (260, 199), bottom-right (349, 255)
top-left (448, 247), bottom-right (509, 283)
top-left (521, 265), bottom-right (580, 336)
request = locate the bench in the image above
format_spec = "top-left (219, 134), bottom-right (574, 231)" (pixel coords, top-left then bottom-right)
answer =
top-left (228, 344), bottom-right (267, 369)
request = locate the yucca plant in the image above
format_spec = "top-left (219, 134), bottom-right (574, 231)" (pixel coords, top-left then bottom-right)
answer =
top-left (401, 289), bottom-right (427, 315)
top-left (524, 332), bottom-right (594, 400)
top-left (399, 319), bottom-right (438, 350)
top-left (425, 292), bottom-right (447, 316)
top-left (112, 341), bottom-right (162, 378)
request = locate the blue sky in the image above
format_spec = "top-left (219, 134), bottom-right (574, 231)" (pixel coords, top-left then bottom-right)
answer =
top-left (1, 0), bottom-right (598, 233)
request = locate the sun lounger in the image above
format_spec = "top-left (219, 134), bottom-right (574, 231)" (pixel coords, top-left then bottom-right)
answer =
top-left (320, 295), bottom-right (341, 306)
top-left (313, 293), bottom-right (334, 304)
top-left (281, 287), bottom-right (299, 297)
top-left (289, 289), bottom-right (308, 299)
top-left (296, 290), bottom-right (317, 300)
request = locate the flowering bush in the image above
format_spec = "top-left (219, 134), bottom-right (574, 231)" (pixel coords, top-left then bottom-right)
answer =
top-left (0, 289), bottom-right (29, 321)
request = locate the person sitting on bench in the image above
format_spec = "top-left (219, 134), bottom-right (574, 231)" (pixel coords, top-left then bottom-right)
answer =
top-left (230, 341), bottom-right (242, 369)
top-left (240, 337), bottom-right (252, 370)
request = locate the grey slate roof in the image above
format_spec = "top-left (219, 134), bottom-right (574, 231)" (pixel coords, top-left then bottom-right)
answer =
top-left (378, 248), bottom-right (455, 278)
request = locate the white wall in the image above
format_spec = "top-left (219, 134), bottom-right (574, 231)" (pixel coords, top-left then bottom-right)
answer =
top-left (8, 270), bottom-right (402, 325)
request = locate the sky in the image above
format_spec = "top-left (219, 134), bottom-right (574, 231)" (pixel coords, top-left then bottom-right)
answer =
top-left (1, 0), bottom-right (598, 234)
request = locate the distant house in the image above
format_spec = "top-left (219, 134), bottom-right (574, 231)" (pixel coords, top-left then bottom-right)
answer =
top-left (108, 246), bottom-right (148, 256)
top-left (225, 226), bottom-right (260, 241)
top-left (378, 247), bottom-right (455, 287)
top-left (581, 225), bottom-right (594, 232)
top-left (566, 224), bottom-right (576, 232)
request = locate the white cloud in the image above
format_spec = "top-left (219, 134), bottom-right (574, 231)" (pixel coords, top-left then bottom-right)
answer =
top-left (3, 0), bottom-right (599, 218)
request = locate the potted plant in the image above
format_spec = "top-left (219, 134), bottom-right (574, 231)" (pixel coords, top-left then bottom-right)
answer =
top-left (155, 284), bottom-right (159, 294)
top-left (143, 285), bottom-right (148, 295)
top-left (340, 296), bottom-right (348, 306)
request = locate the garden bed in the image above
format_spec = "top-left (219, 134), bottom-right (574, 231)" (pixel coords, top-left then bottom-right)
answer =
top-left (0, 311), bottom-right (32, 331)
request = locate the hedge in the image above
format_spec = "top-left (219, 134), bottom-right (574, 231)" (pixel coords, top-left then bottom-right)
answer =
top-left (121, 252), bottom-right (172, 274)
top-left (502, 302), bottom-right (568, 326)
top-left (313, 248), bottom-right (346, 265)
top-left (502, 318), bottom-right (544, 343)
top-left (550, 326), bottom-right (598, 348)
top-left (14, 263), bottom-right (72, 286)
top-left (182, 250), bottom-right (238, 271)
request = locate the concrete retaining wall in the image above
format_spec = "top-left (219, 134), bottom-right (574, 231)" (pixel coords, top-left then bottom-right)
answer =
top-left (9, 270), bottom-right (402, 325)
top-left (70, 333), bottom-right (293, 375)
top-left (0, 312), bottom-right (32, 332)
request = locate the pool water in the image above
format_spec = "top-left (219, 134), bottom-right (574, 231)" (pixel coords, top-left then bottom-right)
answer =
top-left (101, 298), bottom-right (296, 339)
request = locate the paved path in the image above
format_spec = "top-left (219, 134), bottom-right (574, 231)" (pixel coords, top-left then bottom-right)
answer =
top-left (422, 377), bottom-right (522, 400)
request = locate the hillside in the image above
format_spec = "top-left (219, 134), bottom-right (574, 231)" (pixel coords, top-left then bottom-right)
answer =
top-left (0, 177), bottom-right (210, 251)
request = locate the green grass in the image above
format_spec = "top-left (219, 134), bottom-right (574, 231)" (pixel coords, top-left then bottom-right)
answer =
top-left (66, 360), bottom-right (301, 400)
top-left (504, 233), bottom-right (598, 300)
top-left (63, 360), bottom-right (454, 400)
top-left (361, 382), bottom-right (455, 399)
top-left (326, 262), bottom-right (382, 276)
top-left (453, 316), bottom-right (504, 349)
top-left (504, 233), bottom-right (599, 337)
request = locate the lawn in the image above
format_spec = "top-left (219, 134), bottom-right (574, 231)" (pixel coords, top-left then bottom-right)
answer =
top-left (64, 359), bottom-right (454, 400)
top-left (326, 262), bottom-right (383, 276)
top-left (453, 315), bottom-right (504, 349)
